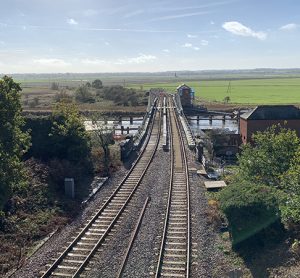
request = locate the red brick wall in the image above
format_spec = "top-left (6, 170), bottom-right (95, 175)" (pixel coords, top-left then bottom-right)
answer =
top-left (240, 119), bottom-right (300, 144)
top-left (240, 118), bottom-right (248, 144)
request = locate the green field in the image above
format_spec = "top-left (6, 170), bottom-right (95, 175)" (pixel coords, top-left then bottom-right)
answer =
top-left (128, 78), bottom-right (300, 104)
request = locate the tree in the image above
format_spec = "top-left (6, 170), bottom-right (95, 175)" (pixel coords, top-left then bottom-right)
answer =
top-left (54, 89), bottom-right (73, 103)
top-left (219, 125), bottom-right (300, 248)
top-left (236, 125), bottom-right (299, 186)
top-left (0, 76), bottom-right (30, 209)
top-left (223, 96), bottom-right (230, 103)
top-left (49, 102), bottom-right (91, 163)
top-left (280, 146), bottom-right (300, 226)
top-left (91, 116), bottom-right (114, 176)
top-left (75, 85), bottom-right (94, 103)
top-left (92, 79), bottom-right (103, 89)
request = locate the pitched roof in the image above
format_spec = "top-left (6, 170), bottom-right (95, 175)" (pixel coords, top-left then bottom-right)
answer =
top-left (177, 83), bottom-right (191, 90)
top-left (241, 105), bottom-right (300, 120)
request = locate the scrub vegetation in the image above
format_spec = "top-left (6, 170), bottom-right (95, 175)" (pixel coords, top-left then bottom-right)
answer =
top-left (0, 76), bottom-right (122, 275)
top-left (212, 126), bottom-right (300, 276)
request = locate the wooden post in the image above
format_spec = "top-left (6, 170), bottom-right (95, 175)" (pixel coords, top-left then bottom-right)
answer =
top-left (130, 116), bottom-right (133, 124)
top-left (127, 127), bottom-right (130, 134)
top-left (121, 126), bottom-right (124, 135)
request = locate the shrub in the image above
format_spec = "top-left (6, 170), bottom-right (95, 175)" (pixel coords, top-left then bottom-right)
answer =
top-left (75, 85), bottom-right (95, 103)
top-left (219, 182), bottom-right (282, 247)
top-left (92, 79), bottom-right (103, 89)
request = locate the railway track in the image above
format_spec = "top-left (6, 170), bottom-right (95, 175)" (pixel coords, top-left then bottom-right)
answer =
top-left (40, 98), bottom-right (162, 278)
top-left (155, 97), bottom-right (191, 278)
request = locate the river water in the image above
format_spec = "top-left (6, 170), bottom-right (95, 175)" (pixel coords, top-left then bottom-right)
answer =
top-left (187, 115), bottom-right (239, 135)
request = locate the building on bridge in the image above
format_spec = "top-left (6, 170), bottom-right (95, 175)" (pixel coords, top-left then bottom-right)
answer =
top-left (177, 84), bottom-right (195, 108)
top-left (240, 105), bottom-right (300, 144)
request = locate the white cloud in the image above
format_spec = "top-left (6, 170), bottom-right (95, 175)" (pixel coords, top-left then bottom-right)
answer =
top-left (80, 54), bottom-right (157, 67)
top-left (182, 43), bottom-right (200, 50)
top-left (149, 11), bottom-right (211, 22)
top-left (222, 21), bottom-right (267, 40)
top-left (33, 58), bottom-right (70, 67)
top-left (116, 54), bottom-right (157, 65)
top-left (163, 49), bottom-right (170, 53)
top-left (67, 18), bottom-right (78, 25)
top-left (210, 21), bottom-right (215, 25)
top-left (81, 59), bottom-right (106, 65)
top-left (104, 41), bottom-right (110, 46)
top-left (182, 43), bottom-right (193, 48)
top-left (201, 40), bottom-right (209, 46)
top-left (187, 34), bottom-right (198, 38)
top-left (279, 23), bottom-right (298, 31)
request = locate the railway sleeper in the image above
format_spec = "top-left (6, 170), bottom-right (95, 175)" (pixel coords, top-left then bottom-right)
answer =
top-left (81, 237), bottom-right (99, 241)
top-left (160, 272), bottom-right (185, 277)
top-left (164, 253), bottom-right (186, 258)
top-left (161, 266), bottom-right (186, 272)
top-left (165, 248), bottom-right (186, 252)
top-left (68, 252), bottom-right (89, 257)
top-left (72, 247), bottom-right (91, 252)
top-left (162, 260), bottom-right (186, 265)
top-left (51, 271), bottom-right (73, 277)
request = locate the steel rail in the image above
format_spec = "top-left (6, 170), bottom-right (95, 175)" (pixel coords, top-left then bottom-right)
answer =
top-left (175, 103), bottom-right (191, 278)
top-left (155, 96), bottom-right (191, 278)
top-left (41, 98), bottom-right (161, 278)
top-left (155, 97), bottom-right (174, 278)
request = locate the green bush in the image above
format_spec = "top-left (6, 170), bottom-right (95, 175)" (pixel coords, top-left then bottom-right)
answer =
top-left (236, 125), bottom-right (299, 186)
top-left (75, 85), bottom-right (95, 103)
top-left (219, 182), bottom-right (282, 247)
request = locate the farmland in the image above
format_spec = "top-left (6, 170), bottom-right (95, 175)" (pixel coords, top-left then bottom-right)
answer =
top-left (127, 77), bottom-right (300, 105)
top-left (9, 71), bottom-right (300, 109)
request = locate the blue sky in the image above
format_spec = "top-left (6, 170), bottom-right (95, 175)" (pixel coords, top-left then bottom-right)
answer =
top-left (0, 0), bottom-right (299, 73)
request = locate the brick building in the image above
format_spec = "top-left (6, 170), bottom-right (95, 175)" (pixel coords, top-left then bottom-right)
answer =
top-left (177, 84), bottom-right (195, 107)
top-left (240, 105), bottom-right (300, 144)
